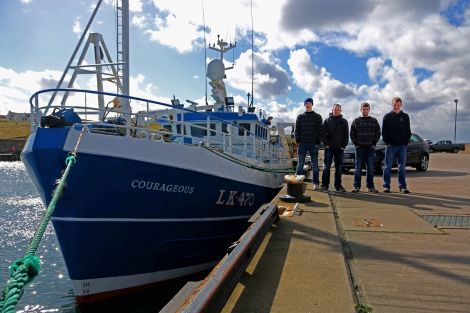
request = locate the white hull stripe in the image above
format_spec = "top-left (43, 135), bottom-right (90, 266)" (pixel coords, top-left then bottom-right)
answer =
top-left (51, 215), bottom-right (252, 223)
top-left (73, 261), bottom-right (217, 296)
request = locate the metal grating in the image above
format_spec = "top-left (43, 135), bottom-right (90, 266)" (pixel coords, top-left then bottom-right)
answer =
top-left (421, 215), bottom-right (470, 228)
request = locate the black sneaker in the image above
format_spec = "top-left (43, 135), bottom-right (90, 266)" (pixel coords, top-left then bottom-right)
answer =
top-left (321, 185), bottom-right (329, 191)
top-left (351, 187), bottom-right (360, 193)
top-left (367, 187), bottom-right (378, 193)
top-left (335, 186), bottom-right (346, 192)
top-left (382, 188), bottom-right (391, 193)
top-left (399, 187), bottom-right (410, 194)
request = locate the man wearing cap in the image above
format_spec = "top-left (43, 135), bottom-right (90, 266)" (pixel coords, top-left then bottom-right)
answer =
top-left (294, 98), bottom-right (323, 189)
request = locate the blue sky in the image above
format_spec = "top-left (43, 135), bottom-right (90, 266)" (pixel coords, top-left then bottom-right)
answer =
top-left (1, 0), bottom-right (470, 142)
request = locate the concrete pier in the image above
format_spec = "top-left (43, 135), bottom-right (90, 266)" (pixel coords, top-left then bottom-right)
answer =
top-left (222, 153), bottom-right (470, 313)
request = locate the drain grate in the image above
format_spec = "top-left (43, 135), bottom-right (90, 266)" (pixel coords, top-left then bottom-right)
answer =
top-left (421, 215), bottom-right (470, 228)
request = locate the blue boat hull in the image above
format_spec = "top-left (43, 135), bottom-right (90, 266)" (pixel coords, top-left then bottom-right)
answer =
top-left (22, 127), bottom-right (282, 302)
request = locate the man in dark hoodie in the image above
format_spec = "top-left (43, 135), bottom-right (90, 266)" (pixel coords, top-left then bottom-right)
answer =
top-left (382, 97), bottom-right (411, 193)
top-left (295, 97), bottom-right (323, 189)
top-left (350, 102), bottom-right (381, 193)
top-left (321, 104), bottom-right (349, 192)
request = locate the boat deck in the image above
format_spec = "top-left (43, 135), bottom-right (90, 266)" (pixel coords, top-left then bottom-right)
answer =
top-left (222, 152), bottom-right (470, 313)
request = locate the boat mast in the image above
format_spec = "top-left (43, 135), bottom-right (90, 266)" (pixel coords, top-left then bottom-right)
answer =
top-left (45, 0), bottom-right (130, 126)
top-left (117, 0), bottom-right (129, 100)
top-left (116, 0), bottom-right (131, 126)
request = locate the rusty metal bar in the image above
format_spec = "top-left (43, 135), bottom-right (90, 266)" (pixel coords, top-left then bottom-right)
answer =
top-left (162, 203), bottom-right (278, 313)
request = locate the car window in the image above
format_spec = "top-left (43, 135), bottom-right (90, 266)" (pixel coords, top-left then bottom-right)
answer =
top-left (410, 134), bottom-right (419, 143)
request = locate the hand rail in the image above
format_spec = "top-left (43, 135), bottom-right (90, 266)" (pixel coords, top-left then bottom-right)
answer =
top-left (29, 88), bottom-right (289, 165)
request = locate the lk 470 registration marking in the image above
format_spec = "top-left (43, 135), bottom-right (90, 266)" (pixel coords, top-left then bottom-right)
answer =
top-left (216, 190), bottom-right (255, 206)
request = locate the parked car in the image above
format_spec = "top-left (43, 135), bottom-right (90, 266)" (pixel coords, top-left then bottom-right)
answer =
top-left (342, 133), bottom-right (430, 174)
top-left (429, 140), bottom-right (465, 153)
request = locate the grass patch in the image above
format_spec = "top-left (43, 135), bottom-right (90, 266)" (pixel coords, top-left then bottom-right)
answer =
top-left (0, 117), bottom-right (30, 139)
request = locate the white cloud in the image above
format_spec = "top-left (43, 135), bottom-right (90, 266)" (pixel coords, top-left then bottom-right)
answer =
top-left (132, 15), bottom-right (147, 29)
top-left (288, 49), bottom-right (356, 105)
top-left (144, 12), bottom-right (202, 53)
top-left (129, 0), bottom-right (144, 13)
top-left (20, 0), bottom-right (32, 4)
top-left (72, 17), bottom-right (82, 34)
top-left (0, 66), bottom-right (169, 117)
top-left (227, 50), bottom-right (290, 100)
top-left (0, 67), bottom-right (65, 114)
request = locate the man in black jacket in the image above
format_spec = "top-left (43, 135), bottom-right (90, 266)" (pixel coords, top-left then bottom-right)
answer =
top-left (350, 102), bottom-right (381, 193)
top-left (321, 104), bottom-right (349, 192)
top-left (382, 97), bottom-right (411, 193)
top-left (295, 97), bottom-right (323, 189)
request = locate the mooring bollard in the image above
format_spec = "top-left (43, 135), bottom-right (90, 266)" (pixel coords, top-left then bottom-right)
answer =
top-left (279, 175), bottom-right (311, 203)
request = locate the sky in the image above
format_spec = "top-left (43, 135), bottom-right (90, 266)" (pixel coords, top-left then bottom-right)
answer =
top-left (1, 0), bottom-right (470, 142)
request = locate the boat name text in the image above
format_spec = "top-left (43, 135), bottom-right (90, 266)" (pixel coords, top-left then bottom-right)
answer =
top-left (131, 180), bottom-right (194, 194)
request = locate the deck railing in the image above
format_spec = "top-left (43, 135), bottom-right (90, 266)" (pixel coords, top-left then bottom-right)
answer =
top-left (29, 88), bottom-right (290, 166)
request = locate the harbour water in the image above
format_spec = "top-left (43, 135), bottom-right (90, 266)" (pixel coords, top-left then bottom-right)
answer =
top-left (0, 162), bottom-right (180, 312)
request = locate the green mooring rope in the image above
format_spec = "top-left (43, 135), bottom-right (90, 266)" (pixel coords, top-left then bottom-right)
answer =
top-left (0, 154), bottom-right (77, 313)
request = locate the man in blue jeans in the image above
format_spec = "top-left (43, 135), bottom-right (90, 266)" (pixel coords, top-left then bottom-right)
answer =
top-left (321, 104), bottom-right (349, 192)
top-left (382, 97), bottom-right (411, 193)
top-left (295, 98), bottom-right (323, 189)
top-left (350, 102), bottom-right (381, 193)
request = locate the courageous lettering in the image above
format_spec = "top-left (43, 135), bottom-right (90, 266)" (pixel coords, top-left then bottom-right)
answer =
top-left (131, 180), bottom-right (194, 194)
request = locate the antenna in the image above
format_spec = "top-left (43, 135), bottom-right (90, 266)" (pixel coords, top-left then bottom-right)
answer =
top-left (232, 29), bottom-right (236, 67)
top-left (250, 0), bottom-right (254, 107)
top-left (202, 0), bottom-right (208, 105)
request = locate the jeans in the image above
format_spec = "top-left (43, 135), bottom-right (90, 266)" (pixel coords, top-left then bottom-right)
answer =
top-left (353, 147), bottom-right (376, 189)
top-left (322, 147), bottom-right (344, 188)
top-left (383, 145), bottom-right (407, 189)
top-left (296, 143), bottom-right (320, 184)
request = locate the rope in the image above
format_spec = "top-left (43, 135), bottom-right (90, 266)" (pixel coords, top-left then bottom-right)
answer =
top-left (0, 126), bottom-right (87, 313)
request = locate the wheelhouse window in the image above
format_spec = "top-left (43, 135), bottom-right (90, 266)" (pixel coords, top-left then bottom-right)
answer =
top-left (190, 123), bottom-right (216, 137)
top-left (255, 124), bottom-right (267, 139)
top-left (238, 123), bottom-right (251, 136)
top-left (176, 124), bottom-right (186, 135)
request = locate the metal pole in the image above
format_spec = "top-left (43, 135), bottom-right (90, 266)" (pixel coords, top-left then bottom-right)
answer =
top-left (454, 99), bottom-right (458, 143)
top-left (46, 0), bottom-right (104, 112)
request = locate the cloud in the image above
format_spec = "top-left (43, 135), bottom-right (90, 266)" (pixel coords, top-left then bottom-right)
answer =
top-left (227, 50), bottom-right (290, 100)
top-left (0, 66), bottom-right (169, 117)
top-left (0, 67), bottom-right (66, 114)
top-left (20, 0), bottom-right (32, 4)
top-left (288, 49), bottom-right (356, 104)
top-left (281, 0), bottom-right (376, 31)
top-left (132, 15), bottom-right (148, 29)
top-left (72, 17), bottom-right (82, 34)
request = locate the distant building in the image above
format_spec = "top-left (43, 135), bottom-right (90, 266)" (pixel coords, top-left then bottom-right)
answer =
top-left (6, 111), bottom-right (30, 122)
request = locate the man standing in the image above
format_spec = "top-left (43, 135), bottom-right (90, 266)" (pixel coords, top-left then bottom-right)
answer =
top-left (350, 102), bottom-right (381, 193)
top-left (321, 104), bottom-right (349, 192)
top-left (382, 97), bottom-right (411, 193)
top-left (295, 97), bottom-right (323, 189)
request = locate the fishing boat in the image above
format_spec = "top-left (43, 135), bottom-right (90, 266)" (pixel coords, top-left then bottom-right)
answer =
top-left (21, 0), bottom-right (293, 303)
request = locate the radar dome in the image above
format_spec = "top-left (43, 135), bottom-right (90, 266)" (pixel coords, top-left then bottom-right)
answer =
top-left (207, 59), bottom-right (225, 81)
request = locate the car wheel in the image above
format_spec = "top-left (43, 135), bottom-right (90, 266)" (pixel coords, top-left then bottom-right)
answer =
top-left (429, 148), bottom-right (434, 153)
top-left (453, 148), bottom-right (458, 153)
top-left (416, 154), bottom-right (429, 172)
top-left (342, 167), bottom-right (350, 174)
